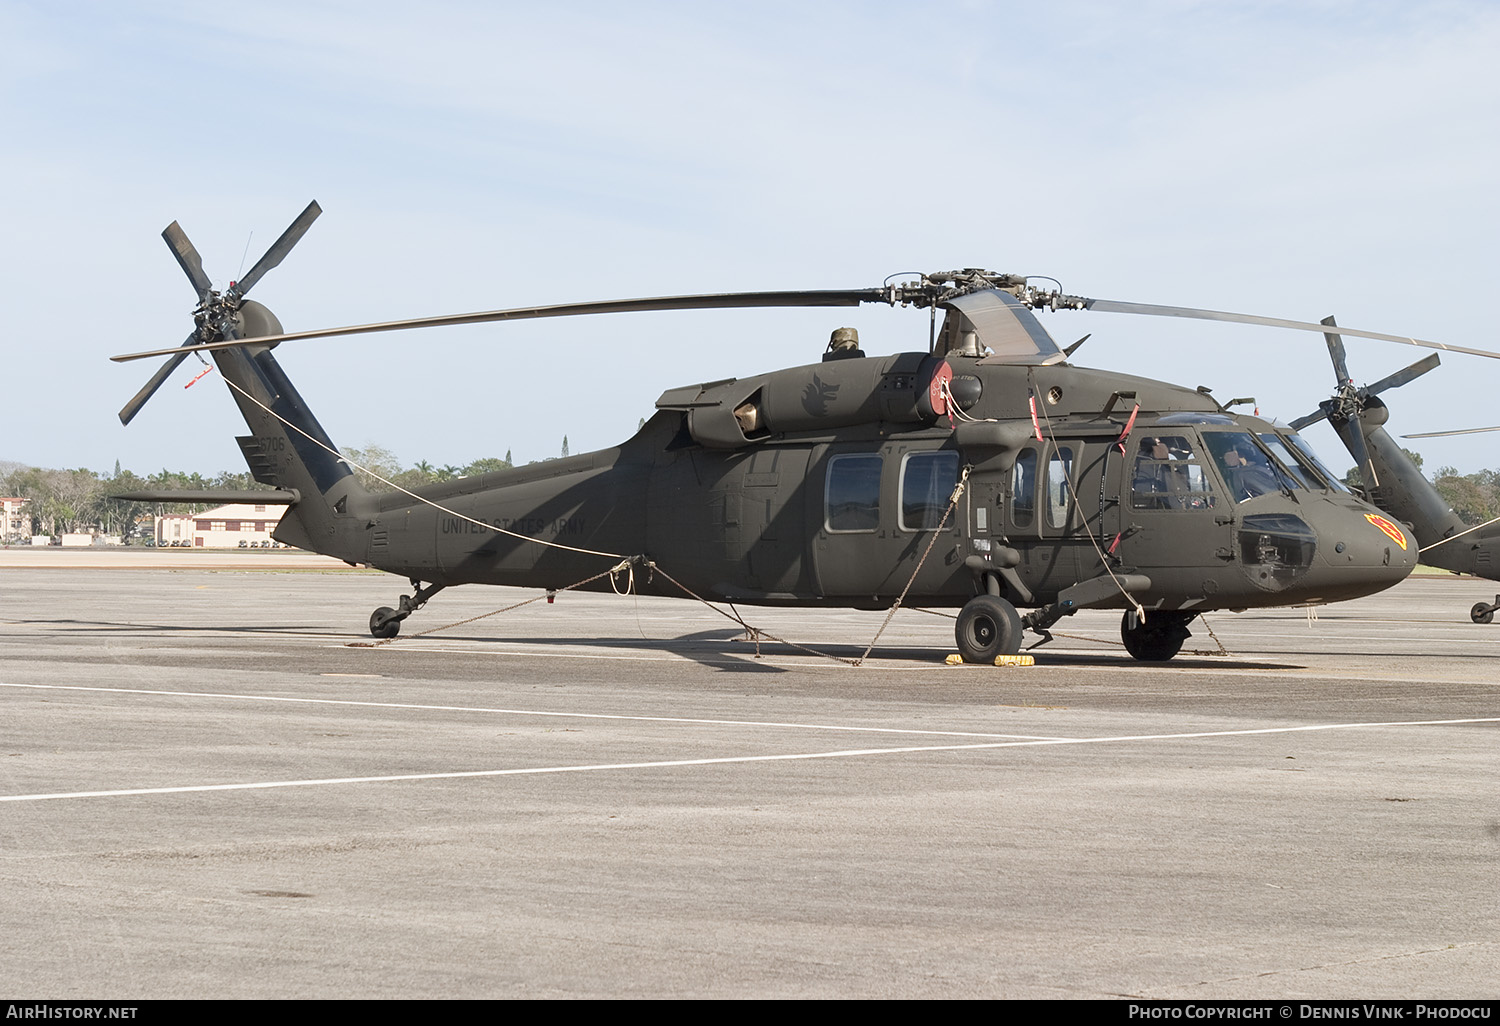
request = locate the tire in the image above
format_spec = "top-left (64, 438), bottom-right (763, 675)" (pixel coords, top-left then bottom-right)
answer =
top-left (1471, 602), bottom-right (1494, 625)
top-left (369, 606), bottom-right (401, 639)
top-left (1121, 610), bottom-right (1195, 661)
top-left (956, 595), bottom-right (1023, 663)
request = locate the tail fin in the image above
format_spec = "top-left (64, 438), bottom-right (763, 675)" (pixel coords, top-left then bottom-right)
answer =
top-left (212, 301), bottom-right (369, 559)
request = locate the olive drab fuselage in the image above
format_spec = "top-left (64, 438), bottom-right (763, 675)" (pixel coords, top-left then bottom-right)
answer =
top-left (304, 349), bottom-right (1415, 617)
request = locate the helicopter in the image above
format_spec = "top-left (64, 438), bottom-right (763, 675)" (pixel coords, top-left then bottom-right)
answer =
top-left (1290, 320), bottom-right (1500, 624)
top-left (112, 201), bottom-right (1499, 663)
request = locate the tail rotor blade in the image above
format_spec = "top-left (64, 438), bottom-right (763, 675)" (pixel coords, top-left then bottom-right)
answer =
top-left (1334, 416), bottom-right (1379, 489)
top-left (232, 200), bottom-right (321, 297)
top-left (1289, 407), bottom-right (1329, 431)
top-left (1363, 353), bottom-right (1441, 398)
top-left (117, 333), bottom-right (197, 425)
top-left (1321, 316), bottom-right (1351, 386)
top-left (162, 221), bottom-right (213, 299)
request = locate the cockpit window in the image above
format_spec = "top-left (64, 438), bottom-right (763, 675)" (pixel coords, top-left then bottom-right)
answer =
top-left (1257, 433), bottom-right (1329, 491)
top-left (1202, 431), bottom-right (1299, 503)
top-left (1281, 432), bottom-right (1351, 493)
top-left (1131, 434), bottom-right (1217, 510)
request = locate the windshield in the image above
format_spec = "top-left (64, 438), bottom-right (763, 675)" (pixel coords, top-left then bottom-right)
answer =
top-left (1257, 433), bottom-right (1328, 491)
top-left (1280, 432), bottom-right (1352, 493)
top-left (1201, 431), bottom-right (1301, 503)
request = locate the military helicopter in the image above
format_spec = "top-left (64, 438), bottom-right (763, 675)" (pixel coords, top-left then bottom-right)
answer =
top-left (112, 202), bottom-right (1497, 662)
top-left (1290, 321), bottom-right (1500, 624)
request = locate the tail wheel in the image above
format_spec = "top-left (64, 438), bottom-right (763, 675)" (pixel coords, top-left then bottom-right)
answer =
top-left (1471, 602), bottom-right (1495, 625)
top-left (1121, 610), bottom-right (1195, 661)
top-left (955, 595), bottom-right (1023, 663)
top-left (369, 606), bottom-right (401, 639)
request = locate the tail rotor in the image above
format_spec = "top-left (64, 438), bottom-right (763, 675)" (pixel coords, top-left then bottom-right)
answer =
top-left (118, 200), bottom-right (321, 425)
top-left (1288, 316), bottom-right (1440, 488)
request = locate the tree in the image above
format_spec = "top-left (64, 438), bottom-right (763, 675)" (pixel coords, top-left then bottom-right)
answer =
top-left (340, 444), bottom-right (403, 491)
top-left (105, 468), bottom-right (151, 541)
top-left (463, 456), bottom-right (512, 475)
top-left (2, 467), bottom-right (104, 535)
top-left (1433, 466), bottom-right (1499, 526)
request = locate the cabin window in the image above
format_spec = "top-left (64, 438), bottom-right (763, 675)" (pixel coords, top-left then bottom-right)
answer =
top-left (900, 451), bottom-right (960, 531)
top-left (825, 454), bottom-right (882, 532)
top-left (1012, 449), bottom-right (1037, 528)
top-left (1047, 446), bottom-right (1075, 529)
top-left (1131, 434), bottom-right (1218, 510)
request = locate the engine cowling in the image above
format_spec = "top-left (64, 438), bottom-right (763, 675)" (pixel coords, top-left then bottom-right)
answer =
top-left (657, 353), bottom-right (954, 448)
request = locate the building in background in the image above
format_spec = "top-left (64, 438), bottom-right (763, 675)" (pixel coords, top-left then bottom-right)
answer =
top-left (2, 497), bottom-right (29, 542)
top-left (155, 502), bottom-right (287, 548)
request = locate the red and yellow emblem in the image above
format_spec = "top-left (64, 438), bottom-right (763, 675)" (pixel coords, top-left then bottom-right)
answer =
top-left (1365, 513), bottom-right (1409, 550)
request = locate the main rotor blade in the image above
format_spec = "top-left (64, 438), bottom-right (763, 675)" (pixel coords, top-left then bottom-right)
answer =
top-left (117, 333), bottom-right (198, 424)
top-left (111, 288), bottom-right (890, 362)
top-left (1080, 298), bottom-right (1500, 361)
top-left (1322, 315), bottom-right (1351, 386)
top-left (1402, 425), bottom-right (1500, 439)
top-left (1363, 353), bottom-right (1441, 398)
top-left (232, 200), bottom-right (322, 297)
top-left (162, 221), bottom-right (213, 299)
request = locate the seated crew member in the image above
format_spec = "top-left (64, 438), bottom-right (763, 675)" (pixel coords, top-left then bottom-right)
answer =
top-left (1132, 437), bottom-right (1177, 509)
top-left (1222, 445), bottom-right (1279, 501)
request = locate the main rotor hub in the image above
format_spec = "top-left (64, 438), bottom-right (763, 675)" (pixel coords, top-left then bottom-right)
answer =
top-left (888, 269), bottom-right (1089, 313)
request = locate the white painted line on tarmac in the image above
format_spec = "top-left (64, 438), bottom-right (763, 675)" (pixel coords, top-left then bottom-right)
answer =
top-left (0, 681), bottom-right (1074, 741)
top-left (2, 715), bottom-right (1496, 804)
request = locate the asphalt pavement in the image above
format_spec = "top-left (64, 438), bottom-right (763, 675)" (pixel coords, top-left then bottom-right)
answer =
top-left (2, 552), bottom-right (1497, 998)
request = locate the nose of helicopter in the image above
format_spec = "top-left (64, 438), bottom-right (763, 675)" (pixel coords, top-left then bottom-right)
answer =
top-left (1302, 502), bottom-right (1417, 602)
top-left (1222, 500), bottom-right (1414, 607)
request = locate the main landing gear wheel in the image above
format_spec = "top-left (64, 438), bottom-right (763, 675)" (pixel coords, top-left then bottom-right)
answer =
top-left (956, 594), bottom-right (1024, 663)
top-left (1471, 601), bottom-right (1495, 625)
top-left (1120, 610), bottom-right (1196, 661)
top-left (370, 606), bottom-right (401, 639)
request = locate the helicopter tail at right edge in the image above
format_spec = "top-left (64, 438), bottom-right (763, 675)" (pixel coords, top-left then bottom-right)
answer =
top-left (1290, 316), bottom-right (1489, 578)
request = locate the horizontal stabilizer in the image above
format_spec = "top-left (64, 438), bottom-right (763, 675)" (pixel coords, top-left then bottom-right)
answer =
top-left (109, 489), bottom-right (300, 505)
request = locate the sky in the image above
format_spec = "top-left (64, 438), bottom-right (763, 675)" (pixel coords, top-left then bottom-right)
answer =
top-left (3, 0), bottom-right (1497, 477)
